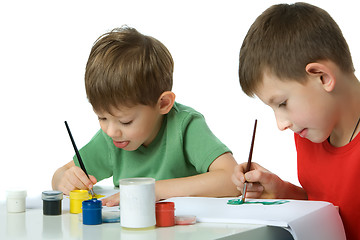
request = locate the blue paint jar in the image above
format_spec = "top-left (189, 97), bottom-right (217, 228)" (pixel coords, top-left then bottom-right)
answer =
top-left (82, 199), bottom-right (102, 225)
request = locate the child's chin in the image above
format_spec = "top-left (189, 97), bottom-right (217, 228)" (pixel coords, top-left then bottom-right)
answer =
top-left (123, 144), bottom-right (141, 151)
top-left (308, 136), bottom-right (328, 143)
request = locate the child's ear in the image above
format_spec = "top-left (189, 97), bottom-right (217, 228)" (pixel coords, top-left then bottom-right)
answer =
top-left (157, 91), bottom-right (176, 114)
top-left (305, 62), bottom-right (336, 92)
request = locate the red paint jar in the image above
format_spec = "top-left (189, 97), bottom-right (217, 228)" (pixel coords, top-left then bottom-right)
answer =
top-left (156, 202), bottom-right (175, 227)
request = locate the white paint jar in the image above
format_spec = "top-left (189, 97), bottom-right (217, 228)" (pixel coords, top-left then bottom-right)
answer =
top-left (6, 190), bottom-right (27, 213)
top-left (120, 178), bottom-right (156, 229)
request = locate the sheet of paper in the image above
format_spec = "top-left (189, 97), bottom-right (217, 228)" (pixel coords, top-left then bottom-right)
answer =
top-left (163, 197), bottom-right (346, 240)
top-left (164, 197), bottom-right (309, 227)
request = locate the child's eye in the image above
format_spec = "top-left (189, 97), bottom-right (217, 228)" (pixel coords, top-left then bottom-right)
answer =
top-left (98, 117), bottom-right (106, 121)
top-left (121, 121), bottom-right (133, 126)
top-left (279, 100), bottom-right (287, 108)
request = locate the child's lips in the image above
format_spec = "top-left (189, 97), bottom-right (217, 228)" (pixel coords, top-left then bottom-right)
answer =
top-left (297, 128), bottom-right (308, 138)
top-left (113, 140), bottom-right (130, 149)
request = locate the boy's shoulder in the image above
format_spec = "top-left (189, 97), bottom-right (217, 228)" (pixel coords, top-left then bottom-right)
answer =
top-left (170, 102), bottom-right (204, 119)
top-left (165, 102), bottom-right (208, 137)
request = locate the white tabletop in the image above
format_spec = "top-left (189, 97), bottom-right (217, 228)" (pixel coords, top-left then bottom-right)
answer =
top-left (0, 208), bottom-right (267, 240)
top-left (0, 186), bottom-right (294, 240)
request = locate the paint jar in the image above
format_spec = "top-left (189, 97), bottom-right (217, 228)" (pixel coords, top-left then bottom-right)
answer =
top-left (156, 202), bottom-right (175, 227)
top-left (6, 190), bottom-right (27, 213)
top-left (42, 190), bottom-right (63, 215)
top-left (120, 178), bottom-right (156, 229)
top-left (70, 190), bottom-right (89, 214)
top-left (82, 199), bottom-right (102, 225)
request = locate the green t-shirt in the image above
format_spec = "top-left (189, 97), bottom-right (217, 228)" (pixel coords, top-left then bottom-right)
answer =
top-left (74, 102), bottom-right (231, 186)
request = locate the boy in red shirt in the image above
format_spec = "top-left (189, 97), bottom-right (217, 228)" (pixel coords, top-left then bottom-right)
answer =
top-left (231, 3), bottom-right (360, 239)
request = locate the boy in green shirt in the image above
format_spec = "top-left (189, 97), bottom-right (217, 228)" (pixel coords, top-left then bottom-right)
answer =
top-left (52, 26), bottom-right (239, 206)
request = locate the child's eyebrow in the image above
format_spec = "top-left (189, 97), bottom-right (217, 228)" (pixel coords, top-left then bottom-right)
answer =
top-left (268, 96), bottom-right (276, 105)
top-left (267, 95), bottom-right (283, 106)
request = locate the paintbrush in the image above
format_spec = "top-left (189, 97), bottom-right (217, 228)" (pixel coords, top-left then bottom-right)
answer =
top-left (241, 119), bottom-right (257, 203)
top-left (64, 121), bottom-right (96, 199)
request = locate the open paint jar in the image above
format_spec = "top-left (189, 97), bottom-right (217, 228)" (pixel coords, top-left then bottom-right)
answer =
top-left (6, 190), bottom-right (27, 213)
top-left (70, 190), bottom-right (89, 214)
top-left (82, 199), bottom-right (102, 225)
top-left (42, 190), bottom-right (63, 215)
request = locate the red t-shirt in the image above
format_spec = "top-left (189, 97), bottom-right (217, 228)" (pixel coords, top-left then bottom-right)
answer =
top-left (296, 133), bottom-right (360, 240)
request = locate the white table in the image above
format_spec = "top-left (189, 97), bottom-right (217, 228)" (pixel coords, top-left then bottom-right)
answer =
top-left (0, 186), bottom-right (294, 240)
top-left (0, 208), bottom-right (295, 240)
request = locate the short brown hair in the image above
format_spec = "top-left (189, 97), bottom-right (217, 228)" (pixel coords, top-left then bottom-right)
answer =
top-left (85, 26), bottom-right (174, 112)
top-left (239, 2), bottom-right (354, 96)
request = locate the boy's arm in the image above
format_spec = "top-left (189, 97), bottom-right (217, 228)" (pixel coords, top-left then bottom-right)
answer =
top-left (101, 152), bottom-right (240, 207)
top-left (52, 160), bottom-right (97, 195)
top-left (155, 152), bottom-right (240, 200)
top-left (232, 162), bottom-right (307, 200)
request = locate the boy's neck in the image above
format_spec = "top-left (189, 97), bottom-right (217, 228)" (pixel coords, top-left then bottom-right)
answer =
top-left (143, 115), bottom-right (165, 147)
top-left (329, 75), bottom-right (360, 147)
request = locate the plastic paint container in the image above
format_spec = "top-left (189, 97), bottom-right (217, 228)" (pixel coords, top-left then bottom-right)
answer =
top-left (102, 211), bottom-right (120, 223)
top-left (82, 199), bottom-right (102, 225)
top-left (156, 202), bottom-right (175, 227)
top-left (175, 215), bottom-right (197, 225)
top-left (6, 190), bottom-right (27, 213)
top-left (70, 190), bottom-right (89, 214)
top-left (120, 178), bottom-right (156, 229)
top-left (42, 190), bottom-right (63, 215)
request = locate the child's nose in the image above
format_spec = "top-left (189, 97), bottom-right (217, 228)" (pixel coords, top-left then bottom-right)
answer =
top-left (277, 118), bottom-right (291, 131)
top-left (107, 122), bottom-right (122, 139)
top-left (275, 114), bottom-right (292, 131)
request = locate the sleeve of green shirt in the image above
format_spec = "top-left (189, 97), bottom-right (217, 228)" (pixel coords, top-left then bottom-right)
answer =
top-left (182, 112), bottom-right (231, 173)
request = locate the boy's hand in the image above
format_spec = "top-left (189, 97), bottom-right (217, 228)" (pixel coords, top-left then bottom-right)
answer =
top-left (231, 162), bottom-right (285, 199)
top-left (101, 192), bottom-right (119, 207)
top-left (52, 161), bottom-right (97, 195)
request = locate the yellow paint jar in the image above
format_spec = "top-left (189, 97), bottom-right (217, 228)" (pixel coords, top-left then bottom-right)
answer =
top-left (70, 190), bottom-right (89, 214)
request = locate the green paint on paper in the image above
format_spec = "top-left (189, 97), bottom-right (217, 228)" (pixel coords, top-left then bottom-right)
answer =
top-left (227, 199), bottom-right (289, 205)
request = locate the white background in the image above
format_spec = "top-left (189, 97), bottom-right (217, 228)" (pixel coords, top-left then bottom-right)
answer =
top-left (1, 0), bottom-right (359, 200)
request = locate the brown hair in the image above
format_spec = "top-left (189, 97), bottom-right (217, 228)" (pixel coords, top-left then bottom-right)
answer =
top-left (239, 2), bottom-right (354, 97)
top-left (85, 26), bottom-right (174, 112)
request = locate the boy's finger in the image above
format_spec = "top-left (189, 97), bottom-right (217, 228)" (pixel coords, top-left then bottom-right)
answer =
top-left (89, 175), bottom-right (98, 185)
top-left (244, 191), bottom-right (262, 199)
top-left (102, 193), bottom-right (120, 207)
top-left (245, 169), bottom-right (270, 184)
top-left (72, 169), bottom-right (93, 189)
top-left (58, 185), bottom-right (70, 195)
top-left (238, 162), bottom-right (250, 172)
top-left (233, 165), bottom-right (247, 182)
top-left (245, 182), bottom-right (264, 192)
top-left (233, 178), bottom-right (244, 188)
